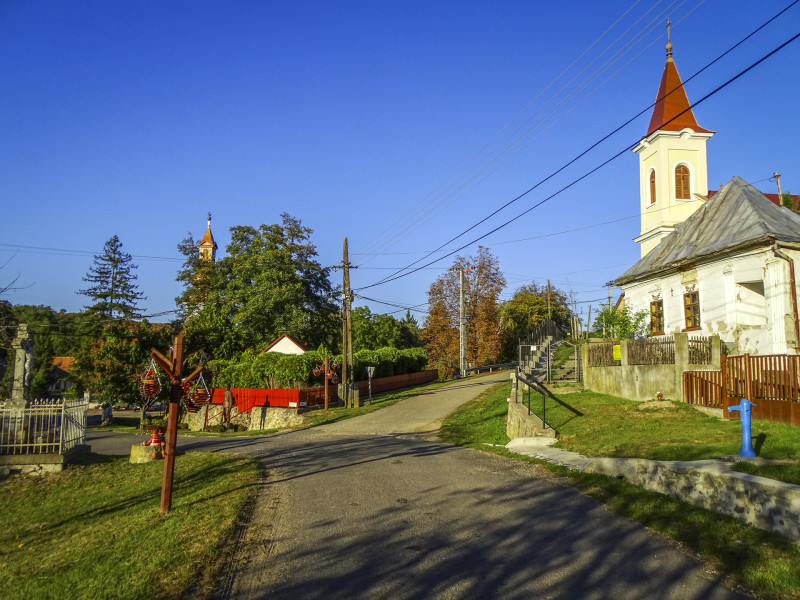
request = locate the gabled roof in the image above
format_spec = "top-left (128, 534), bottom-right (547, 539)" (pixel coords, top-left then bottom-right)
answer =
top-left (263, 334), bottom-right (308, 353)
top-left (646, 48), bottom-right (712, 136)
top-left (51, 357), bottom-right (75, 374)
top-left (708, 189), bottom-right (799, 210)
top-left (615, 176), bottom-right (800, 286)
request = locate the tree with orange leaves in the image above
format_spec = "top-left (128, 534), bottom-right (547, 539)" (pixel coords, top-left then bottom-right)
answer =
top-left (423, 247), bottom-right (505, 378)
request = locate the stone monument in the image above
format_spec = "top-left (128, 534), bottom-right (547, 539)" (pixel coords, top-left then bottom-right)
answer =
top-left (10, 323), bottom-right (33, 408)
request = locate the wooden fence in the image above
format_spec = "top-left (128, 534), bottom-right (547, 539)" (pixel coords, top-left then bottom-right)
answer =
top-left (684, 354), bottom-right (800, 425)
top-left (209, 385), bottom-right (334, 412)
top-left (587, 343), bottom-right (620, 367)
top-left (355, 370), bottom-right (438, 395)
top-left (207, 370), bottom-right (439, 413)
top-left (628, 337), bottom-right (675, 365)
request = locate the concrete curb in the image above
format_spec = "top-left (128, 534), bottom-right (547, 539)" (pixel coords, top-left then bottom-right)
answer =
top-left (506, 439), bottom-right (800, 542)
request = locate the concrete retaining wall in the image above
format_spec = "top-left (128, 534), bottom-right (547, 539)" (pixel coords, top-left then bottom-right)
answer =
top-left (582, 332), bottom-right (722, 402)
top-left (507, 399), bottom-right (556, 440)
top-left (250, 406), bottom-right (306, 430)
top-left (582, 456), bottom-right (800, 542)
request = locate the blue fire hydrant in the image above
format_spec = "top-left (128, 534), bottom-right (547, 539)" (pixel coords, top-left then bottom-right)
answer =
top-left (727, 398), bottom-right (757, 458)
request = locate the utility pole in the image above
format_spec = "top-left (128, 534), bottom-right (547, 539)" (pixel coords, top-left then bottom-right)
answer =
top-left (774, 172), bottom-right (783, 199)
top-left (587, 304), bottom-right (592, 339)
top-left (453, 269), bottom-right (471, 377)
top-left (547, 279), bottom-right (552, 320)
top-left (341, 238), bottom-right (354, 407)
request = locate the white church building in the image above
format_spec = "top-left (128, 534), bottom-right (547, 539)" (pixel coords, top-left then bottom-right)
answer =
top-left (614, 41), bottom-right (800, 356)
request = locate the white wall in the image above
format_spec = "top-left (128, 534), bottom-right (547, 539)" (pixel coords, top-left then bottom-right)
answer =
top-left (623, 247), bottom-right (800, 355)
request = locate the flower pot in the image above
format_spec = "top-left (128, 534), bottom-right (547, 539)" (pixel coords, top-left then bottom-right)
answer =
top-left (141, 378), bottom-right (160, 398)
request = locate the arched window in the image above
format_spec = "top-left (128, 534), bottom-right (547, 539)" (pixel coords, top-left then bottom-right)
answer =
top-left (649, 169), bottom-right (656, 205)
top-left (675, 164), bottom-right (691, 199)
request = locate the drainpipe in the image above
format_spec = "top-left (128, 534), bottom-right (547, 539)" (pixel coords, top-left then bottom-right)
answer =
top-left (772, 243), bottom-right (800, 351)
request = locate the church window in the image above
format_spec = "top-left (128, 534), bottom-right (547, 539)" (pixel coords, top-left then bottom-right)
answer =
top-left (650, 300), bottom-right (664, 334)
top-left (675, 164), bottom-right (691, 199)
top-left (649, 170), bottom-right (656, 205)
top-left (683, 291), bottom-right (700, 329)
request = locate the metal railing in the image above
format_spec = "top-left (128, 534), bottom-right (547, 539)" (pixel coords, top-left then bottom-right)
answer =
top-left (465, 361), bottom-right (518, 375)
top-left (514, 369), bottom-right (554, 427)
top-left (0, 398), bottom-right (88, 455)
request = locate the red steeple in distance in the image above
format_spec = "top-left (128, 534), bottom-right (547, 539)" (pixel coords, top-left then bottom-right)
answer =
top-left (646, 33), bottom-right (712, 136)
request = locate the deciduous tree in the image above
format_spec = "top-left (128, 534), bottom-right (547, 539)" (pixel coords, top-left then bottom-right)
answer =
top-left (592, 305), bottom-right (648, 339)
top-left (176, 214), bottom-right (339, 359)
top-left (499, 283), bottom-right (572, 359)
top-left (423, 247), bottom-right (505, 377)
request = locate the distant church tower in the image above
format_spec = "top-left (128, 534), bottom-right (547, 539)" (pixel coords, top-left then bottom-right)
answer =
top-left (198, 212), bottom-right (217, 262)
top-left (632, 29), bottom-right (714, 257)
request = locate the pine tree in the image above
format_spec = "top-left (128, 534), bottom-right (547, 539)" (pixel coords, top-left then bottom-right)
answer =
top-left (78, 235), bottom-right (145, 319)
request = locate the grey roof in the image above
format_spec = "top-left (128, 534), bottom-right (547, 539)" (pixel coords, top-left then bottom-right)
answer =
top-left (614, 176), bottom-right (800, 286)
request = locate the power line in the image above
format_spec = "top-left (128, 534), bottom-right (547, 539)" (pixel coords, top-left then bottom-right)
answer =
top-left (357, 15), bottom-right (800, 292)
top-left (354, 1), bottom-right (685, 262)
top-left (0, 242), bottom-right (183, 263)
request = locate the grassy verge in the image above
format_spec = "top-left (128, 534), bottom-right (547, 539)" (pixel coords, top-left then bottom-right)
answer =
top-left (731, 461), bottom-right (800, 486)
top-left (89, 415), bottom-right (278, 437)
top-left (441, 381), bottom-right (800, 600)
top-left (302, 376), bottom-right (487, 428)
top-left (0, 452), bottom-right (260, 600)
top-left (523, 387), bottom-right (800, 463)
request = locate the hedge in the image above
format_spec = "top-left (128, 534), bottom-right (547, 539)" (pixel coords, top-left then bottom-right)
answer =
top-left (207, 347), bottom-right (429, 389)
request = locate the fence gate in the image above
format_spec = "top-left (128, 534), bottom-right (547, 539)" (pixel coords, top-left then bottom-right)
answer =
top-left (550, 342), bottom-right (582, 383)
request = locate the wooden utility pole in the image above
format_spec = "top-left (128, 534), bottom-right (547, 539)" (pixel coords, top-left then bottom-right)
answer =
top-left (587, 304), bottom-right (592, 339)
top-left (547, 279), bottom-right (552, 320)
top-left (452, 269), bottom-right (471, 377)
top-left (341, 238), bottom-right (354, 407)
top-left (150, 332), bottom-right (203, 514)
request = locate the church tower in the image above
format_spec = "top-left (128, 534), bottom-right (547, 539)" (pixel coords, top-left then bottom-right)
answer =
top-left (198, 212), bottom-right (217, 262)
top-left (632, 31), bottom-right (714, 257)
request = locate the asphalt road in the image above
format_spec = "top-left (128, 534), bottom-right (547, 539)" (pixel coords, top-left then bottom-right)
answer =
top-left (87, 373), bottom-right (750, 600)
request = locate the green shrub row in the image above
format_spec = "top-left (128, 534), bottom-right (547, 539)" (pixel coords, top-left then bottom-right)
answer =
top-left (208, 347), bottom-right (429, 389)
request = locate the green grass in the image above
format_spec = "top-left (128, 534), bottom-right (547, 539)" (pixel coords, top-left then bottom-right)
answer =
top-left (732, 461), bottom-right (800, 486)
top-left (0, 452), bottom-right (260, 600)
top-left (521, 387), bottom-right (800, 463)
top-left (441, 381), bottom-right (800, 600)
top-left (89, 415), bottom-right (278, 437)
top-left (302, 376), bottom-right (484, 428)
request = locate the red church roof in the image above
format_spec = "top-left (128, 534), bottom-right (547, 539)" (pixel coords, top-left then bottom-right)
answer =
top-left (647, 46), bottom-right (712, 136)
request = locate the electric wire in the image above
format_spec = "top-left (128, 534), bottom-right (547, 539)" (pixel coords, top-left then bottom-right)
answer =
top-left (354, 1), bottom-right (675, 261)
top-left (357, 10), bottom-right (800, 292)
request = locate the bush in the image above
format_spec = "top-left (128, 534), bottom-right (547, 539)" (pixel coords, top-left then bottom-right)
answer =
top-left (207, 347), bottom-right (429, 388)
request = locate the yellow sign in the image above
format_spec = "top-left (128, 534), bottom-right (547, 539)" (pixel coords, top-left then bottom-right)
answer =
top-left (613, 345), bottom-right (621, 361)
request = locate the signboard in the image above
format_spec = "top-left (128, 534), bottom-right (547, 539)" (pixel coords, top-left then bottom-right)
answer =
top-left (613, 345), bottom-right (621, 361)
top-left (366, 366), bottom-right (375, 378)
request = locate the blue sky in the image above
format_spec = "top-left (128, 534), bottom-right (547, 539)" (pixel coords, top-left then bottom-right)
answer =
top-left (2, 1), bottom-right (799, 329)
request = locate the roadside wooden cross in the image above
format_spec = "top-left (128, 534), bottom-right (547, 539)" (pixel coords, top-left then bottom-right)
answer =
top-left (150, 332), bottom-right (204, 514)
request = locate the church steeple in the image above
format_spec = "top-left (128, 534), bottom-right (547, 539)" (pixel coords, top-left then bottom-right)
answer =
top-left (632, 31), bottom-right (714, 257)
top-left (646, 25), bottom-right (711, 136)
top-left (198, 212), bottom-right (217, 262)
